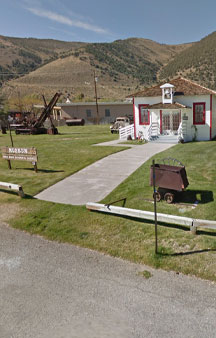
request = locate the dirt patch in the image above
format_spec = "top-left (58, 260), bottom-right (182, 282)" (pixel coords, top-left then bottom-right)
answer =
top-left (0, 203), bottom-right (22, 224)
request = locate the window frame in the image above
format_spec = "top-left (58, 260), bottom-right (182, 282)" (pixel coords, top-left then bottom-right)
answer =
top-left (105, 109), bottom-right (110, 117)
top-left (193, 102), bottom-right (206, 125)
top-left (86, 109), bottom-right (92, 118)
top-left (139, 104), bottom-right (150, 125)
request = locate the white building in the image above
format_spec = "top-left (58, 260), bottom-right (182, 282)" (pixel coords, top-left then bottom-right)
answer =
top-left (130, 77), bottom-right (216, 142)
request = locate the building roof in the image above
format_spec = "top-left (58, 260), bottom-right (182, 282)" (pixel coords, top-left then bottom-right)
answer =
top-left (130, 77), bottom-right (216, 97)
top-left (147, 102), bottom-right (190, 109)
top-left (58, 101), bottom-right (132, 107)
top-left (34, 105), bottom-right (60, 110)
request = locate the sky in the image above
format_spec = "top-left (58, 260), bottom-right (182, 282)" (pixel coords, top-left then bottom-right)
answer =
top-left (0, 0), bottom-right (216, 45)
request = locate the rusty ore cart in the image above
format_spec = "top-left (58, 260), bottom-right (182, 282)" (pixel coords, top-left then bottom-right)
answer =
top-left (150, 158), bottom-right (189, 203)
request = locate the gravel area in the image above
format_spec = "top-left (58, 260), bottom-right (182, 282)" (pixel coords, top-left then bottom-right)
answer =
top-left (1, 222), bottom-right (216, 338)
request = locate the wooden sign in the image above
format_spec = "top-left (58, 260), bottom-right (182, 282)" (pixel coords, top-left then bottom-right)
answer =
top-left (1, 147), bottom-right (38, 172)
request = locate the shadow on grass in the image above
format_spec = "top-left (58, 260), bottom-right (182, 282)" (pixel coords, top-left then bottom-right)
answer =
top-left (58, 132), bottom-right (82, 135)
top-left (59, 132), bottom-right (108, 135)
top-left (19, 168), bottom-right (64, 173)
top-left (0, 189), bottom-right (34, 199)
top-left (176, 189), bottom-right (214, 204)
top-left (162, 248), bottom-right (216, 256)
top-left (90, 210), bottom-right (216, 237)
top-left (22, 193), bottom-right (35, 199)
top-left (0, 189), bottom-right (21, 197)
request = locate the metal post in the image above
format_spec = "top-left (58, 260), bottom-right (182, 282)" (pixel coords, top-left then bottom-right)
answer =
top-left (94, 71), bottom-right (99, 125)
top-left (34, 163), bottom-right (38, 173)
top-left (152, 159), bottom-right (158, 254)
top-left (7, 160), bottom-right (12, 170)
top-left (8, 122), bottom-right (14, 147)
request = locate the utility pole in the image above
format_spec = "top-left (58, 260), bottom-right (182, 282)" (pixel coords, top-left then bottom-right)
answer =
top-left (94, 71), bottom-right (99, 124)
top-left (152, 159), bottom-right (158, 254)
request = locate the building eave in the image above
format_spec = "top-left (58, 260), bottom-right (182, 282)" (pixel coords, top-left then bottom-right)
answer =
top-left (128, 77), bottom-right (216, 98)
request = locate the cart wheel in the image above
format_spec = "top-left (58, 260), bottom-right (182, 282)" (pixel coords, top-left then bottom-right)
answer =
top-left (153, 191), bottom-right (161, 202)
top-left (164, 192), bottom-right (174, 204)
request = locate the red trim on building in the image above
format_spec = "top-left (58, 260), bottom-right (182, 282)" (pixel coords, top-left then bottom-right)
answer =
top-left (160, 110), bottom-right (162, 134)
top-left (193, 102), bottom-right (206, 125)
top-left (138, 104), bottom-right (149, 125)
top-left (133, 97), bottom-right (136, 139)
top-left (210, 95), bottom-right (212, 140)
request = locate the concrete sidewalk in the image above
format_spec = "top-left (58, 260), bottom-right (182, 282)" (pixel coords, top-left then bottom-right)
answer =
top-left (36, 141), bottom-right (174, 205)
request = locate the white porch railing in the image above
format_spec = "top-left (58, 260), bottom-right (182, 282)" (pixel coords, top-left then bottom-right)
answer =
top-left (119, 124), bottom-right (134, 140)
top-left (178, 122), bottom-right (183, 141)
top-left (178, 121), bottom-right (187, 142)
top-left (147, 122), bottom-right (160, 141)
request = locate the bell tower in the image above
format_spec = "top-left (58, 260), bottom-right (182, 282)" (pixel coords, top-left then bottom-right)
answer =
top-left (160, 83), bottom-right (174, 104)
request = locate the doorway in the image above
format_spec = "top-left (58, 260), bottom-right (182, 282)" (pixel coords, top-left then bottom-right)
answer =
top-left (161, 111), bottom-right (181, 135)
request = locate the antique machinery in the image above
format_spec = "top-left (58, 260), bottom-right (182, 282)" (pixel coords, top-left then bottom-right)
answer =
top-left (15, 92), bottom-right (61, 135)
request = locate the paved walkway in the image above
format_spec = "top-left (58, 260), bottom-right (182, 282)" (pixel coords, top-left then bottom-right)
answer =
top-left (36, 141), bottom-right (174, 205)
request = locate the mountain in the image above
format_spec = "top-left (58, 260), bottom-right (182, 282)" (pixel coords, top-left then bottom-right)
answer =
top-left (0, 35), bottom-right (86, 85)
top-left (0, 35), bottom-right (192, 102)
top-left (159, 31), bottom-right (216, 89)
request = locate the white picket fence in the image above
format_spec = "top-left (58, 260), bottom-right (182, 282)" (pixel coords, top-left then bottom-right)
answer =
top-left (119, 124), bottom-right (134, 140)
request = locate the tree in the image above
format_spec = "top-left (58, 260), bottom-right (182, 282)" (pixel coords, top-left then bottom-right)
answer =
top-left (8, 92), bottom-right (42, 113)
top-left (0, 93), bottom-right (8, 116)
top-left (0, 93), bottom-right (8, 133)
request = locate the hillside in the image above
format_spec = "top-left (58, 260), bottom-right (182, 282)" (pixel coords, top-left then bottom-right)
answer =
top-left (85, 38), bottom-right (189, 85)
top-left (159, 31), bottom-right (216, 89)
top-left (0, 35), bottom-right (86, 86)
top-left (0, 36), bottom-right (191, 102)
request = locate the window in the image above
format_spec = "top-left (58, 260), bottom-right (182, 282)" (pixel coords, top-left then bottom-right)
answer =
top-left (105, 109), bottom-right (110, 117)
top-left (193, 103), bottom-right (205, 125)
top-left (139, 104), bottom-right (149, 125)
top-left (86, 109), bottom-right (91, 117)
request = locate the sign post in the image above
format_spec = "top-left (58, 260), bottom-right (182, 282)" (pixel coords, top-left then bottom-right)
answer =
top-left (152, 159), bottom-right (158, 254)
top-left (8, 122), bottom-right (14, 147)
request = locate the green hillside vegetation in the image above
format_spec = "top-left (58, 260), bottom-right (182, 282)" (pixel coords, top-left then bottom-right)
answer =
top-left (0, 35), bottom-right (191, 101)
top-left (86, 41), bottom-right (159, 85)
top-left (0, 35), bottom-right (86, 86)
top-left (86, 38), bottom-right (190, 85)
top-left (3, 36), bottom-right (85, 53)
top-left (160, 31), bottom-right (216, 89)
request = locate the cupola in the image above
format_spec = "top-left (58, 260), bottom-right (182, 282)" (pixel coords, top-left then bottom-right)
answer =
top-left (160, 83), bottom-right (174, 104)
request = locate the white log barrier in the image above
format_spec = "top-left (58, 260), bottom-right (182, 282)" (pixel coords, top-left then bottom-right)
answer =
top-left (0, 181), bottom-right (25, 197)
top-left (86, 202), bottom-right (216, 234)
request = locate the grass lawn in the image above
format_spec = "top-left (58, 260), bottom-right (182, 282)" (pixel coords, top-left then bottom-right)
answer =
top-left (0, 125), bottom-right (124, 197)
top-left (0, 126), bottom-right (216, 281)
top-left (120, 139), bottom-right (146, 145)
